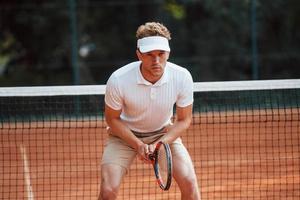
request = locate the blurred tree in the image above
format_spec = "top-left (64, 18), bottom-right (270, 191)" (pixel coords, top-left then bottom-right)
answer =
top-left (0, 0), bottom-right (299, 86)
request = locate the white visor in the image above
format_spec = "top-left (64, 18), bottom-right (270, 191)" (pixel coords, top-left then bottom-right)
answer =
top-left (137, 36), bottom-right (170, 53)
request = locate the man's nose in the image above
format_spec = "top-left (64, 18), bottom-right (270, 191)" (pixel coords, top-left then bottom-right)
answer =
top-left (152, 56), bottom-right (160, 63)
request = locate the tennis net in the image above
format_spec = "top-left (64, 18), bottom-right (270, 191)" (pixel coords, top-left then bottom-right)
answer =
top-left (0, 79), bottom-right (299, 199)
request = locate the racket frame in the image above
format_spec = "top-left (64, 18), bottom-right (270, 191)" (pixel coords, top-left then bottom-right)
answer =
top-left (150, 141), bottom-right (172, 191)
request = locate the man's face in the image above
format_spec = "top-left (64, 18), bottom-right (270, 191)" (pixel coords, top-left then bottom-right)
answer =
top-left (136, 50), bottom-right (170, 82)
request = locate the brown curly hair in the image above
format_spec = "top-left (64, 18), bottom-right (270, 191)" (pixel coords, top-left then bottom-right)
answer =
top-left (136, 22), bottom-right (171, 40)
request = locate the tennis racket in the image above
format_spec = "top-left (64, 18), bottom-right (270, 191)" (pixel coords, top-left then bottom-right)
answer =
top-left (148, 141), bottom-right (172, 191)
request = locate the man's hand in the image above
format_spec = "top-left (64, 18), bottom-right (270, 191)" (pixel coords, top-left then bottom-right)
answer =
top-left (137, 143), bottom-right (155, 164)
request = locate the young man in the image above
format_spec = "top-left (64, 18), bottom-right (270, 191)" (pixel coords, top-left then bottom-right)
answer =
top-left (99, 22), bottom-right (200, 200)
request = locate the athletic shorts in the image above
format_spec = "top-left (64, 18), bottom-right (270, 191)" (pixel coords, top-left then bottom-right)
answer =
top-left (101, 129), bottom-right (190, 172)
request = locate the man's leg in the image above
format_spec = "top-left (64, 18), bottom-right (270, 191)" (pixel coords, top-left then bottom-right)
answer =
top-left (98, 134), bottom-right (136, 200)
top-left (172, 143), bottom-right (201, 200)
top-left (98, 164), bottom-right (127, 200)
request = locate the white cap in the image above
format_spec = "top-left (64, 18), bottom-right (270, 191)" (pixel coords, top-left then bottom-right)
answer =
top-left (137, 36), bottom-right (170, 53)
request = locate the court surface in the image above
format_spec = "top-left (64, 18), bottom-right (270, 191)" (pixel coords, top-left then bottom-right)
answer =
top-left (1, 109), bottom-right (299, 199)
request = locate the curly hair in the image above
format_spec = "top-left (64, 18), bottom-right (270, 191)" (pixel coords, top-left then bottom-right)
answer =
top-left (136, 22), bottom-right (171, 40)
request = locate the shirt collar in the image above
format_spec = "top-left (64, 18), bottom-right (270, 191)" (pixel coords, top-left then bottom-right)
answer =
top-left (136, 62), bottom-right (169, 86)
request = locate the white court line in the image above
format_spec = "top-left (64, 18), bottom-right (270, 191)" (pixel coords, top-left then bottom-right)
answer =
top-left (20, 144), bottom-right (35, 200)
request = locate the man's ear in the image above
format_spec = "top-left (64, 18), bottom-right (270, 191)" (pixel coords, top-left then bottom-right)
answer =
top-left (136, 49), bottom-right (142, 60)
top-left (166, 52), bottom-right (170, 60)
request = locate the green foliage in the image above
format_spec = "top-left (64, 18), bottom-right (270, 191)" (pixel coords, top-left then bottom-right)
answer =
top-left (164, 1), bottom-right (186, 19)
top-left (0, 0), bottom-right (299, 86)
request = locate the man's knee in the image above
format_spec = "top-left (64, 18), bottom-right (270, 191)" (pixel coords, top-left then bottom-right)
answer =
top-left (99, 185), bottom-right (119, 200)
top-left (99, 164), bottom-right (126, 200)
top-left (177, 175), bottom-right (200, 199)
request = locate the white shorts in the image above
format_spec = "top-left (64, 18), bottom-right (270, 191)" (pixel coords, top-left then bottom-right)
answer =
top-left (101, 131), bottom-right (190, 172)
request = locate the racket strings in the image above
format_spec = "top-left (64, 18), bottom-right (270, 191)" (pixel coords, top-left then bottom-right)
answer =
top-left (157, 147), bottom-right (169, 185)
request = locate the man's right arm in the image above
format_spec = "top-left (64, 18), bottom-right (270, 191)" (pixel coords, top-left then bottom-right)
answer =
top-left (105, 104), bottom-right (142, 149)
top-left (105, 104), bottom-right (152, 161)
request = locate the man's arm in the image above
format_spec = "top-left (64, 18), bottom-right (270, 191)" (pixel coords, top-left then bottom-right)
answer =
top-left (159, 104), bottom-right (193, 144)
top-left (105, 104), bottom-right (143, 149)
top-left (105, 104), bottom-right (151, 160)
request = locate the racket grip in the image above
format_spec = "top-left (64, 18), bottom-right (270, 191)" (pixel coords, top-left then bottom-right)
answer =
top-left (148, 153), bottom-right (155, 160)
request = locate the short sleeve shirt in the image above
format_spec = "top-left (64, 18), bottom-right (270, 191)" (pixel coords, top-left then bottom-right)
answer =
top-left (105, 61), bottom-right (193, 132)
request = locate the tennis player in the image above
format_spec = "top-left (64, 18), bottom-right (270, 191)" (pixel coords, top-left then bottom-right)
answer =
top-left (98, 22), bottom-right (200, 200)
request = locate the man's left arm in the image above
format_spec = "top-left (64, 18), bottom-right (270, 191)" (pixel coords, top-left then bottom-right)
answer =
top-left (158, 104), bottom-right (193, 144)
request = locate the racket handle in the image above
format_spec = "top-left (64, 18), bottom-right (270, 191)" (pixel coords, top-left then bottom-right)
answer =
top-left (148, 153), bottom-right (155, 160)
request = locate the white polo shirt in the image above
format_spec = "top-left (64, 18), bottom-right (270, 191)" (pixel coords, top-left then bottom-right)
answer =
top-left (105, 61), bottom-right (193, 133)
